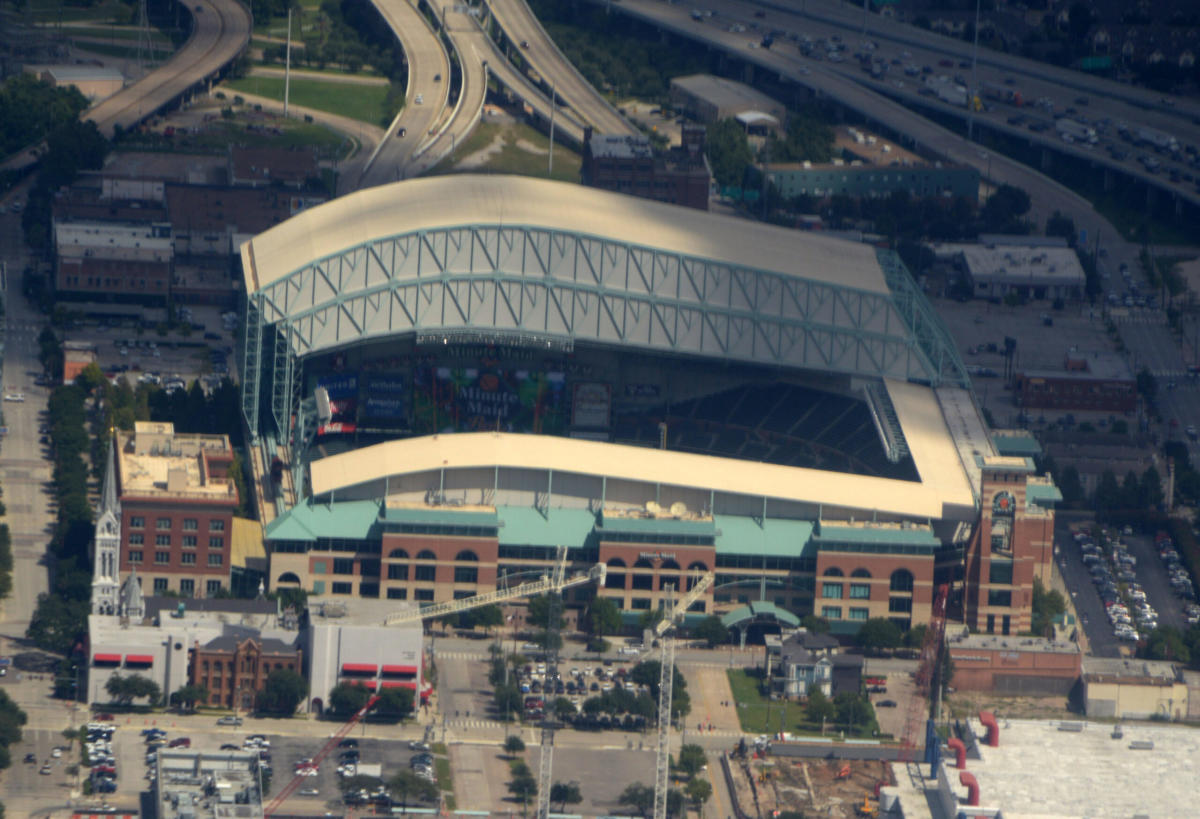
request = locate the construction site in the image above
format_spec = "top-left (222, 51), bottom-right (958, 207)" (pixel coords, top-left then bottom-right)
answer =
top-left (725, 753), bottom-right (894, 818)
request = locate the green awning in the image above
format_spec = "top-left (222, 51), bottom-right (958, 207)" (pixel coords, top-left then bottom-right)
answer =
top-left (382, 506), bottom-right (499, 527)
top-left (265, 499), bottom-right (383, 542)
top-left (599, 512), bottom-right (716, 537)
top-left (714, 515), bottom-right (814, 557)
top-left (496, 506), bottom-right (597, 548)
top-left (720, 601), bottom-right (800, 629)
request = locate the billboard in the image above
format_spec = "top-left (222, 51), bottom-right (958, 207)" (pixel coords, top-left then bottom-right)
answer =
top-left (571, 383), bottom-right (611, 428)
top-left (317, 374), bottom-right (357, 399)
top-left (412, 366), bottom-right (566, 435)
top-left (362, 373), bottom-right (406, 421)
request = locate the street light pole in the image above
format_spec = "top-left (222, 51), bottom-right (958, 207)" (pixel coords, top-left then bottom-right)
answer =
top-left (968, 0), bottom-right (982, 141)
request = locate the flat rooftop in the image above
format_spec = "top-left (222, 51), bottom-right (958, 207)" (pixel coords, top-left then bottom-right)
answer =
top-left (946, 630), bottom-right (1080, 655)
top-left (936, 242), bottom-right (1086, 284)
top-left (954, 718), bottom-right (1200, 818)
top-left (1021, 350), bottom-right (1134, 382)
top-left (156, 750), bottom-right (263, 819)
top-left (117, 423), bottom-right (237, 502)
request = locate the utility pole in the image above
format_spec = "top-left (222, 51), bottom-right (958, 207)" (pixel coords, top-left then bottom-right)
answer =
top-left (967, 0), bottom-right (982, 141)
top-left (284, 8), bottom-right (293, 118)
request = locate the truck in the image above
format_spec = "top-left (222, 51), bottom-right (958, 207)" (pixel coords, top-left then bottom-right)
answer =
top-left (926, 76), bottom-right (967, 107)
top-left (1135, 126), bottom-right (1179, 153)
top-left (982, 82), bottom-right (1022, 107)
top-left (1056, 118), bottom-right (1098, 145)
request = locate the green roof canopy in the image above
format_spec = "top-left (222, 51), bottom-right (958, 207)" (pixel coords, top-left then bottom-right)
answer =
top-left (714, 515), bottom-right (814, 557)
top-left (382, 506), bottom-right (499, 527)
top-left (496, 506), bottom-right (597, 548)
top-left (814, 523), bottom-right (940, 552)
top-left (720, 601), bottom-right (801, 629)
top-left (264, 499), bottom-right (383, 542)
top-left (598, 513), bottom-right (716, 538)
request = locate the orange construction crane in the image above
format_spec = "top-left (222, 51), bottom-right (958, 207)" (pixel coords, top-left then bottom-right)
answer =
top-left (264, 694), bottom-right (380, 815)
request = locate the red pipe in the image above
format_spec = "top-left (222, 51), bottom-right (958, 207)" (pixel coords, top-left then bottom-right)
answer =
top-left (959, 771), bottom-right (980, 806)
top-left (978, 710), bottom-right (999, 747)
top-left (947, 737), bottom-right (967, 768)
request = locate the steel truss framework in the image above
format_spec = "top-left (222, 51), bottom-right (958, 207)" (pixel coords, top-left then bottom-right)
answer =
top-left (241, 223), bottom-right (969, 438)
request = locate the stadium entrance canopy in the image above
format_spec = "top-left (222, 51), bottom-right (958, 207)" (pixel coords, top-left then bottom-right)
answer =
top-left (239, 175), bottom-right (968, 439)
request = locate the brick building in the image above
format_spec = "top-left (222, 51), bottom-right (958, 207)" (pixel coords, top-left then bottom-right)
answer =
top-left (116, 422), bottom-right (240, 597)
top-left (946, 630), bottom-right (1081, 694)
top-left (190, 629), bottom-right (303, 709)
top-left (963, 456), bottom-right (1060, 635)
top-left (1013, 351), bottom-right (1136, 413)
top-left (581, 125), bottom-right (711, 211)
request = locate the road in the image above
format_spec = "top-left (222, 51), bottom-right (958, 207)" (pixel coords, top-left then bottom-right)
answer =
top-left (485, 0), bottom-right (636, 136)
top-left (356, 0), bottom-right (452, 188)
top-left (0, 195), bottom-right (55, 648)
top-left (661, 0), bottom-right (1200, 207)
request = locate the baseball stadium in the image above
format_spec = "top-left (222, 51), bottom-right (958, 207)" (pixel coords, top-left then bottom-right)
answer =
top-left (240, 175), bottom-right (1060, 639)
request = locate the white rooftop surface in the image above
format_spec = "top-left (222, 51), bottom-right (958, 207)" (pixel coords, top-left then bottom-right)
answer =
top-left (935, 385), bottom-right (994, 501)
top-left (955, 718), bottom-right (1200, 818)
top-left (240, 175), bottom-right (889, 296)
top-left (938, 242), bottom-right (1086, 284)
top-left (311, 382), bottom-right (976, 522)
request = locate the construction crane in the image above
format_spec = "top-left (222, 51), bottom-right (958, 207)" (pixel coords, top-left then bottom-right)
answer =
top-left (651, 572), bottom-right (715, 819)
top-left (383, 549), bottom-right (605, 625)
top-left (264, 694), bottom-right (380, 815)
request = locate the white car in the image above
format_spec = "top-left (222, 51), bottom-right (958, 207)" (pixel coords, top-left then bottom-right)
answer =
top-left (3, 393), bottom-right (24, 402)
top-left (415, 93), bottom-right (423, 104)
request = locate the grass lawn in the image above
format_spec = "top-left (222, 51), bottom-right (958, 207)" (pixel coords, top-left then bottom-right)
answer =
top-left (65, 25), bottom-right (173, 44)
top-left (725, 669), bottom-right (807, 735)
top-left (73, 41), bottom-right (174, 61)
top-left (222, 76), bottom-right (388, 125)
top-left (136, 113), bottom-right (357, 160)
top-left (28, 0), bottom-right (130, 23)
top-left (434, 121), bottom-right (581, 183)
top-left (1089, 192), bottom-right (1196, 246)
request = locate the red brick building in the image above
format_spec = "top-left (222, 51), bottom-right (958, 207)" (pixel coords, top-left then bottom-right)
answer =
top-left (1014, 351), bottom-right (1136, 413)
top-left (116, 422), bottom-right (239, 598)
top-left (582, 125), bottom-right (711, 211)
top-left (946, 630), bottom-right (1081, 694)
top-left (190, 632), bottom-right (303, 709)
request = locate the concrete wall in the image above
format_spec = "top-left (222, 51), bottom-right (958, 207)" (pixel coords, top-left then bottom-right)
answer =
top-left (1084, 680), bottom-right (1189, 720)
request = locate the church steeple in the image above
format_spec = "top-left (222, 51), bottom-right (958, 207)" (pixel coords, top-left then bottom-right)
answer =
top-left (91, 434), bottom-right (121, 616)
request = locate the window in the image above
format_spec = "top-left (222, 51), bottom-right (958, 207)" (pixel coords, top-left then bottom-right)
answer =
top-left (849, 607), bottom-right (870, 621)
top-left (154, 578), bottom-right (168, 593)
top-left (210, 520), bottom-right (225, 532)
top-left (208, 553), bottom-right (224, 566)
top-left (130, 517), bottom-right (145, 529)
top-left (128, 550), bottom-right (143, 564)
top-left (155, 551), bottom-right (170, 565)
top-left (631, 598), bottom-right (652, 610)
top-left (415, 589), bottom-right (435, 602)
top-left (416, 550), bottom-right (436, 561)
top-left (888, 597), bottom-right (913, 613)
top-left (822, 582), bottom-right (844, 599)
top-left (181, 553), bottom-right (196, 565)
top-left (333, 558), bottom-right (355, 575)
top-left (206, 580), bottom-right (222, 595)
top-left (182, 535), bottom-right (197, 548)
top-left (155, 534), bottom-right (171, 546)
top-left (415, 565), bottom-right (436, 582)
top-left (987, 590), bottom-right (1013, 607)
top-left (129, 533), bottom-right (144, 546)
top-left (387, 588), bottom-right (408, 600)
top-left (180, 579), bottom-right (194, 595)
top-left (387, 564), bottom-right (409, 581)
top-left (823, 567), bottom-right (844, 577)
top-left (331, 582), bottom-right (353, 595)
top-left (183, 519), bottom-right (198, 531)
top-left (454, 566), bottom-right (478, 584)
top-left (889, 569), bottom-right (914, 592)
top-left (988, 561), bottom-right (1013, 585)
top-left (821, 606), bottom-right (842, 620)
top-left (156, 517), bottom-right (172, 530)
top-left (850, 583), bottom-right (871, 599)
top-left (208, 536), bottom-right (224, 549)
top-left (454, 550), bottom-right (479, 562)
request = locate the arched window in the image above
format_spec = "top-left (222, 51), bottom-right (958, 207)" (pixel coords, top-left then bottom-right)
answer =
top-left (606, 557), bottom-right (627, 568)
top-left (687, 561), bottom-right (709, 572)
top-left (660, 559), bottom-right (681, 572)
top-left (633, 558), bottom-right (655, 569)
top-left (454, 550), bottom-right (479, 562)
top-left (416, 550), bottom-right (437, 561)
top-left (276, 571), bottom-right (301, 585)
top-left (388, 548), bottom-right (409, 560)
top-left (851, 568), bottom-right (872, 578)
top-left (823, 567), bottom-right (844, 577)
top-left (890, 569), bottom-right (914, 593)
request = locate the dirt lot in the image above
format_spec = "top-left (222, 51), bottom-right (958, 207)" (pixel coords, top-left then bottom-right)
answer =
top-left (943, 689), bottom-right (1075, 721)
top-left (728, 755), bottom-right (891, 818)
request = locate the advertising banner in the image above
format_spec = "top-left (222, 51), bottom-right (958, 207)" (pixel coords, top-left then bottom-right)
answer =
top-left (412, 365), bottom-right (566, 435)
top-left (317, 374), bottom-right (358, 399)
top-left (571, 382), bottom-right (611, 428)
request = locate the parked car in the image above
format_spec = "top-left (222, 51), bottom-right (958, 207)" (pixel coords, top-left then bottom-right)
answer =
top-left (217, 716), bottom-right (243, 726)
top-left (168, 737), bottom-right (191, 748)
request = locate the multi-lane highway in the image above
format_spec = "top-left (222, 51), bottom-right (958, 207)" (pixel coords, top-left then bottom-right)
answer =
top-left (657, 0), bottom-right (1200, 206)
top-left (485, 0), bottom-right (636, 137)
top-left (84, 0), bottom-right (251, 138)
top-left (357, 0), bottom-right (452, 188)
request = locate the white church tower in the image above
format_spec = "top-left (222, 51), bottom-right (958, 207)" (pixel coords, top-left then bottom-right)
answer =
top-left (91, 437), bottom-right (121, 616)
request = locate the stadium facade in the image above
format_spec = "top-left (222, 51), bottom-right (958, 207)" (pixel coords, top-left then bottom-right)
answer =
top-left (239, 175), bottom-right (1059, 637)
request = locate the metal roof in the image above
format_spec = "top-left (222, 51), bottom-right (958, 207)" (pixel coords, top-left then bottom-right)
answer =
top-left (381, 505), bottom-right (499, 527)
top-left (599, 512), bottom-right (716, 537)
top-left (720, 601), bottom-right (801, 628)
top-left (264, 499), bottom-right (382, 541)
top-left (1025, 481), bottom-right (1063, 506)
top-left (496, 506), bottom-right (598, 548)
top-left (814, 522), bottom-right (940, 549)
top-left (714, 515), bottom-right (814, 557)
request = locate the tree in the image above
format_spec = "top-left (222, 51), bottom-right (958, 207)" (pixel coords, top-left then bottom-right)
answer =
top-left (1136, 368), bottom-right (1158, 403)
top-left (508, 760), bottom-right (538, 809)
top-left (637, 606), bottom-right (665, 631)
top-left (553, 696), bottom-right (576, 717)
top-left (800, 614), bottom-right (832, 634)
top-left (104, 673), bottom-right (161, 707)
top-left (833, 692), bottom-right (876, 733)
top-left (630, 660), bottom-right (691, 719)
top-left (618, 782), bottom-right (655, 818)
top-left (1094, 470), bottom-right (1121, 516)
top-left (981, 184), bottom-right (1031, 232)
top-left (468, 604), bottom-right (504, 634)
top-left (855, 618), bottom-right (904, 653)
top-left (389, 769), bottom-right (438, 812)
top-left (903, 624), bottom-right (928, 649)
top-left (1141, 466), bottom-right (1164, 509)
top-left (706, 118), bottom-right (753, 188)
top-left (504, 735), bottom-right (526, 757)
top-left (372, 686), bottom-right (414, 722)
top-left (256, 669), bottom-right (309, 716)
top-left (527, 593), bottom-right (564, 632)
top-left (1031, 577), bottom-right (1067, 637)
top-left (1057, 465), bottom-right (1084, 506)
top-left (585, 595), bottom-right (621, 637)
top-left (1045, 211), bottom-right (1076, 243)
top-left (1145, 626), bottom-right (1190, 664)
top-left (675, 743), bottom-right (707, 779)
top-left (328, 681), bottom-right (373, 719)
top-left (494, 682), bottom-right (522, 721)
top-left (685, 777), bottom-right (712, 808)
top-left (804, 686), bottom-right (836, 724)
top-left (692, 615), bottom-right (729, 648)
top-left (550, 781), bottom-right (582, 812)
top-left (170, 684), bottom-right (210, 712)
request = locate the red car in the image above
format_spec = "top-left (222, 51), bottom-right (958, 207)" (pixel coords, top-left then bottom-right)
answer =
top-left (167, 737), bottom-right (191, 748)
top-left (94, 713), bottom-right (115, 721)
